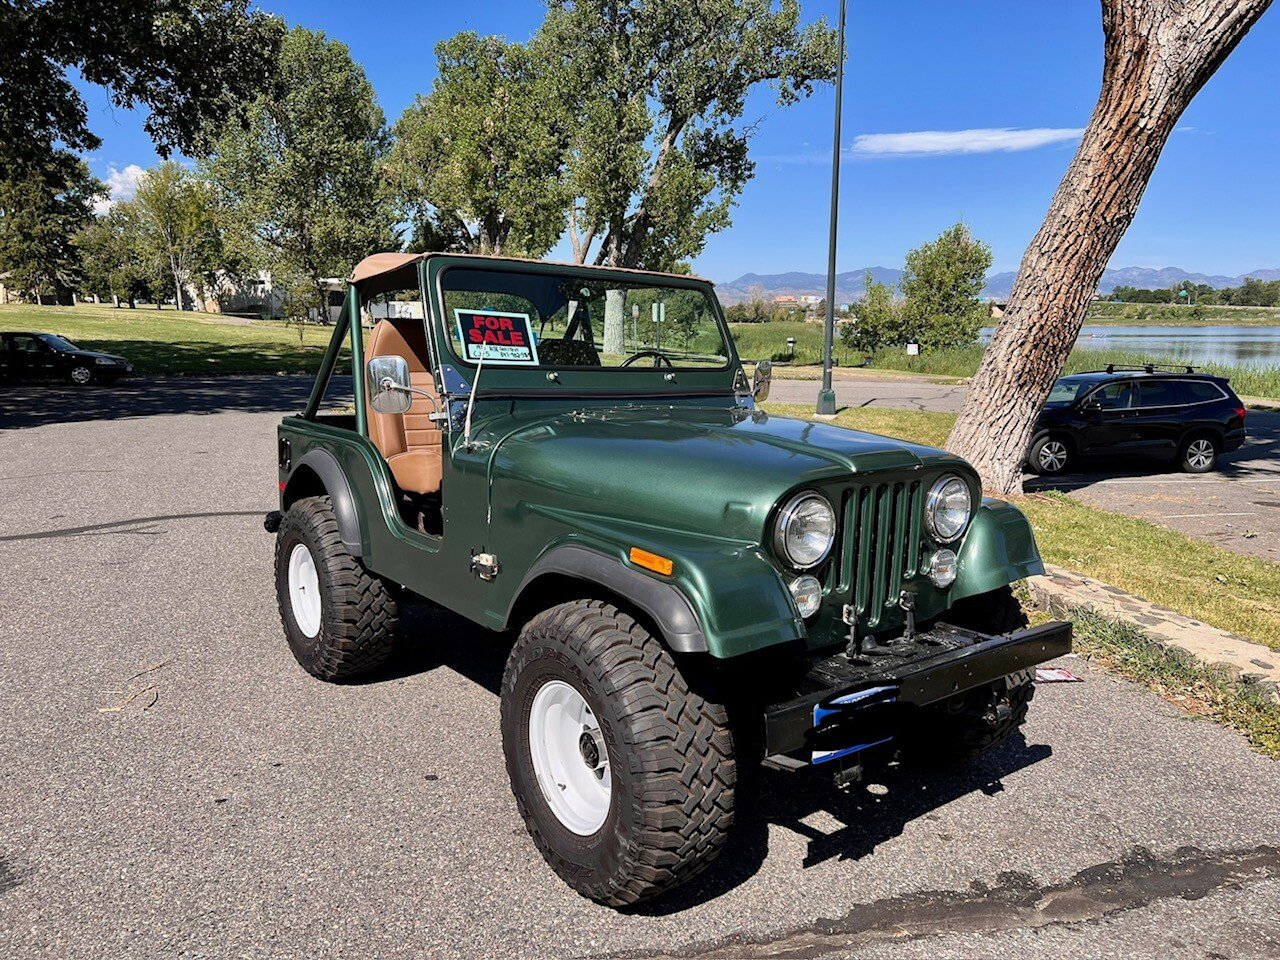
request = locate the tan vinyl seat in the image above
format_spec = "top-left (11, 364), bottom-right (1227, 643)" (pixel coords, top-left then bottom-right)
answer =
top-left (365, 320), bottom-right (444, 495)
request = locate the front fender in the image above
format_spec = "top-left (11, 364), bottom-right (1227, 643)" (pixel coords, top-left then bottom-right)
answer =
top-left (509, 509), bottom-right (802, 659)
top-left (951, 497), bottom-right (1045, 603)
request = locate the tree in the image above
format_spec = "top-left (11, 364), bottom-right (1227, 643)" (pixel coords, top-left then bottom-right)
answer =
top-left (78, 205), bottom-right (155, 307)
top-left (899, 223), bottom-right (991, 350)
top-left (129, 161), bottom-right (220, 311)
top-left (0, 154), bottom-right (102, 303)
top-left (946, 0), bottom-right (1272, 495)
top-left (387, 33), bottom-right (570, 258)
top-left (206, 27), bottom-right (397, 322)
top-left (840, 272), bottom-right (902, 353)
top-left (542, 0), bottom-right (838, 353)
top-left (0, 1), bottom-right (283, 168)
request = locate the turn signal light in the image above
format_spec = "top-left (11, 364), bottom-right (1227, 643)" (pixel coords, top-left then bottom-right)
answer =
top-left (629, 547), bottom-right (674, 576)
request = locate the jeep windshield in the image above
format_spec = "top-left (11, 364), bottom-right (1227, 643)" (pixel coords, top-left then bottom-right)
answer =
top-left (440, 266), bottom-right (731, 371)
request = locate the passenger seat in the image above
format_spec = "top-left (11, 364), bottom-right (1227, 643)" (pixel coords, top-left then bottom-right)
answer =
top-left (365, 320), bottom-right (443, 495)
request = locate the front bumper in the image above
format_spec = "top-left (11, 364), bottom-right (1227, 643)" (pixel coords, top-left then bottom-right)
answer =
top-left (763, 620), bottom-right (1072, 763)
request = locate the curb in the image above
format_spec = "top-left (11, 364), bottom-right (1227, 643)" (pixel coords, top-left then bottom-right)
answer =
top-left (1027, 564), bottom-right (1280, 702)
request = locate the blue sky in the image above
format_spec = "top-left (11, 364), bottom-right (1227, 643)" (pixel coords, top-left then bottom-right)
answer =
top-left (77, 0), bottom-right (1280, 282)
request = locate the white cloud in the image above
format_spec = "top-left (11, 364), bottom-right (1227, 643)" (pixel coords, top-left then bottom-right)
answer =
top-left (852, 127), bottom-right (1084, 157)
top-left (93, 163), bottom-right (146, 215)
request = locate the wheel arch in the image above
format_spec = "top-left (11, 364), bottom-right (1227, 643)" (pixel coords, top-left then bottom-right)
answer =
top-left (282, 449), bottom-right (364, 557)
top-left (504, 545), bottom-right (708, 654)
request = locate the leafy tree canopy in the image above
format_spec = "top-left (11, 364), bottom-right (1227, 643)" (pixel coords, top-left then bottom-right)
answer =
top-left (129, 161), bottom-right (222, 311)
top-left (206, 27), bottom-right (397, 320)
top-left (387, 33), bottom-right (570, 258)
top-left (0, 153), bottom-right (103, 301)
top-left (0, 0), bottom-right (283, 166)
top-left (900, 223), bottom-right (992, 350)
top-left (841, 271), bottom-right (903, 353)
top-left (542, 0), bottom-right (839, 271)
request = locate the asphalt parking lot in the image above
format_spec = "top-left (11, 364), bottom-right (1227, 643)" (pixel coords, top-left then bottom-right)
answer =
top-left (1, 379), bottom-right (1279, 959)
top-left (772, 377), bottom-right (1280, 562)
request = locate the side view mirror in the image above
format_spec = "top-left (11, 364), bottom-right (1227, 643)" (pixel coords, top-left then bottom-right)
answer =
top-left (752, 360), bottom-right (772, 403)
top-left (368, 355), bottom-right (413, 414)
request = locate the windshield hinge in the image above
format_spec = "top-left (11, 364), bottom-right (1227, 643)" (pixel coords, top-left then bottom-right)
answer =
top-left (470, 551), bottom-right (500, 581)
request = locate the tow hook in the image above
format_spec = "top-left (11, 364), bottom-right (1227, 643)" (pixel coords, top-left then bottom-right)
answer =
top-left (833, 759), bottom-right (863, 792)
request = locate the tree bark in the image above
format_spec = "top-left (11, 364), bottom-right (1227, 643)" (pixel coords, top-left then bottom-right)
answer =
top-left (946, 0), bottom-right (1271, 495)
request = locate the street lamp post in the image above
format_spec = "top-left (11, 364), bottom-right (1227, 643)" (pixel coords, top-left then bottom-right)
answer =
top-left (816, 0), bottom-right (847, 416)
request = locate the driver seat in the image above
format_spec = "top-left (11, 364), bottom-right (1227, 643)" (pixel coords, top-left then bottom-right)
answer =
top-left (365, 320), bottom-right (443, 496)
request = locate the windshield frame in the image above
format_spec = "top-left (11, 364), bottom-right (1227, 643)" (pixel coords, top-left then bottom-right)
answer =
top-left (425, 256), bottom-right (742, 398)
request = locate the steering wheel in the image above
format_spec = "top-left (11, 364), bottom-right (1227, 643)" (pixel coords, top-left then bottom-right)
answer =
top-left (621, 350), bottom-right (674, 369)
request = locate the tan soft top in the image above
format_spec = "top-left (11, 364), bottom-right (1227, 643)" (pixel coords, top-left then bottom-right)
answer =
top-left (349, 251), bottom-right (709, 298)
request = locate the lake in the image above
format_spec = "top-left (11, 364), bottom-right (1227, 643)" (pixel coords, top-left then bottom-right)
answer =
top-left (979, 325), bottom-right (1280, 369)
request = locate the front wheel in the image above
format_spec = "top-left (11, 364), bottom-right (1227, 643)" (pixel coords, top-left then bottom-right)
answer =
top-left (1028, 435), bottom-right (1071, 475)
top-left (68, 364), bottom-right (93, 385)
top-left (501, 600), bottom-right (736, 907)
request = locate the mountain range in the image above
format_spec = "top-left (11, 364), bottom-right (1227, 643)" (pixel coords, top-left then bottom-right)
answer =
top-left (715, 266), bottom-right (1280, 305)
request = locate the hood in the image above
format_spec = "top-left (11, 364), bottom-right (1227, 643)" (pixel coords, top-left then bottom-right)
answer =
top-left (478, 405), bottom-right (968, 541)
top-left (69, 349), bottom-right (127, 363)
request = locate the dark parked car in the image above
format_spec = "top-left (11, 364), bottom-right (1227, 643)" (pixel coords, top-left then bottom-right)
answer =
top-left (1027, 364), bottom-right (1247, 475)
top-left (0, 332), bottom-right (132, 386)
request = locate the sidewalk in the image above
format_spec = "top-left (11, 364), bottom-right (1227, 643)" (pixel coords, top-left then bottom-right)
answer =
top-left (1028, 564), bottom-right (1280, 701)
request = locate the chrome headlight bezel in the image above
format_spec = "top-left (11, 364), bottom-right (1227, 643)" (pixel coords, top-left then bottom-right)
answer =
top-left (924, 474), bottom-right (973, 543)
top-left (772, 491), bottom-right (837, 571)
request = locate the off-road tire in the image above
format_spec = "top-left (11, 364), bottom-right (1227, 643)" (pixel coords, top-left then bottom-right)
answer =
top-left (908, 586), bottom-right (1035, 760)
top-left (274, 496), bottom-right (399, 681)
top-left (1179, 431), bottom-right (1219, 474)
top-left (501, 600), bottom-right (736, 907)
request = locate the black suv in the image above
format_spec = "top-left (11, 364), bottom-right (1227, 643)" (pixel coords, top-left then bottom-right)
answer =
top-left (0, 332), bottom-right (132, 386)
top-left (1027, 365), bottom-right (1247, 475)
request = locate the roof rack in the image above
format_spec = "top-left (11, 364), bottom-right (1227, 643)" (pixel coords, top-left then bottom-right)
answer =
top-left (1098, 363), bottom-right (1198, 375)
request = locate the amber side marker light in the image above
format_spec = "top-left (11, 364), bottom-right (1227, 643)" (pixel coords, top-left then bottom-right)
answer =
top-left (629, 547), bottom-right (674, 576)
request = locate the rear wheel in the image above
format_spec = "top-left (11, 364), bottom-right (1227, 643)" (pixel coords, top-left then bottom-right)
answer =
top-left (501, 600), bottom-right (735, 906)
top-left (274, 495), bottom-right (399, 681)
top-left (907, 586), bottom-right (1035, 760)
top-left (1179, 433), bottom-right (1219, 473)
top-left (1028, 435), bottom-right (1071, 475)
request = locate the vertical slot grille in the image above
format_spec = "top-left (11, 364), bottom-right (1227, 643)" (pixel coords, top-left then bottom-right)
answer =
top-left (844, 479), bottom-right (922, 628)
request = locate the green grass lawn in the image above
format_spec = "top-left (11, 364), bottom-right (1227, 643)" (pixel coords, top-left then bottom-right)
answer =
top-left (764, 402), bottom-right (1280, 650)
top-left (0, 302), bottom-right (338, 375)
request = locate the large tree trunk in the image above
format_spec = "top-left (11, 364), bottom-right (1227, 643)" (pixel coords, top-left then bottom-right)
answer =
top-left (946, 0), bottom-right (1271, 495)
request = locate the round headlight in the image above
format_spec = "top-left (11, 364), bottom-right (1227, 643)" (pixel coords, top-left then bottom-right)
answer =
top-left (925, 475), bottom-right (972, 542)
top-left (788, 575), bottom-right (823, 618)
top-left (773, 492), bottom-right (836, 570)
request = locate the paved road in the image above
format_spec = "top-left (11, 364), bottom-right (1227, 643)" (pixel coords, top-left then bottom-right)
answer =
top-left (1, 382), bottom-right (1279, 958)
top-left (772, 377), bottom-right (1280, 563)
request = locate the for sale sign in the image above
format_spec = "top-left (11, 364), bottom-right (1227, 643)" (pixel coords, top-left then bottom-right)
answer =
top-left (454, 309), bottom-right (540, 365)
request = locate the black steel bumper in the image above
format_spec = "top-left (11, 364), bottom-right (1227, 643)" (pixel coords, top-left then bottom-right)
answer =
top-left (763, 620), bottom-right (1073, 761)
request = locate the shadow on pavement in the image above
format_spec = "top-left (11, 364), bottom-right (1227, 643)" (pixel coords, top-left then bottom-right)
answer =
top-left (0, 376), bottom-right (353, 430)
top-left (372, 598), bottom-right (1053, 914)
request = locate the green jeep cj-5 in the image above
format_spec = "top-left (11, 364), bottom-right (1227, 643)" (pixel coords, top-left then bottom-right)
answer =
top-left (267, 253), bottom-right (1071, 906)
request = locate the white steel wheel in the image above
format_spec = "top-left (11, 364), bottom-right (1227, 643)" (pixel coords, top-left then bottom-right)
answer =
top-left (287, 542), bottom-right (322, 638)
top-left (1038, 440), bottom-right (1068, 472)
top-left (1186, 438), bottom-right (1215, 471)
top-left (528, 679), bottom-right (612, 836)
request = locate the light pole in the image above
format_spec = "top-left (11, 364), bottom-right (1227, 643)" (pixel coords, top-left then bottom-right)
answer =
top-left (816, 0), bottom-right (847, 416)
